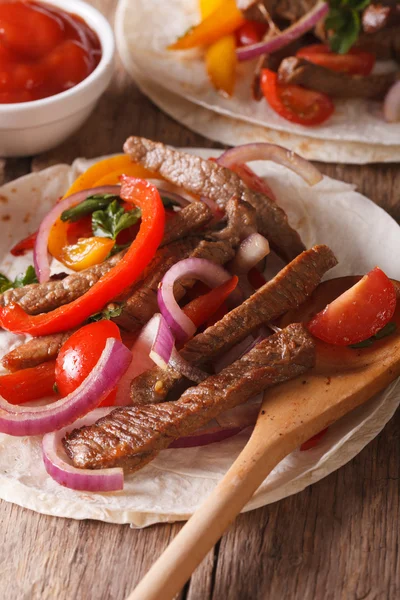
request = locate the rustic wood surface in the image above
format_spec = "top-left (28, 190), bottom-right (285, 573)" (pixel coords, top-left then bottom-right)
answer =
top-left (0, 2), bottom-right (399, 599)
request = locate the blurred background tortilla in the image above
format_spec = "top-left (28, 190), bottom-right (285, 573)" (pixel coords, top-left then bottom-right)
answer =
top-left (115, 0), bottom-right (400, 164)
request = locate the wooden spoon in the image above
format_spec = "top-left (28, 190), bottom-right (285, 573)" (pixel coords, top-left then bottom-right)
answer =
top-left (127, 276), bottom-right (400, 600)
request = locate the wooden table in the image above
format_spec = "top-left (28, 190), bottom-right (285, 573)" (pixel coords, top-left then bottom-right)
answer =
top-left (1, 2), bottom-right (399, 599)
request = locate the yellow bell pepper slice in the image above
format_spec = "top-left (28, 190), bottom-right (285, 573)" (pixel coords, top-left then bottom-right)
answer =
top-left (168, 0), bottom-right (245, 50)
top-left (205, 34), bottom-right (237, 96)
top-left (48, 156), bottom-right (161, 266)
top-left (60, 237), bottom-right (115, 272)
top-left (200, 0), bottom-right (225, 19)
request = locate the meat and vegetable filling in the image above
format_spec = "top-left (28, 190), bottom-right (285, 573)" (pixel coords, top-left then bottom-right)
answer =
top-left (0, 136), bottom-right (397, 492)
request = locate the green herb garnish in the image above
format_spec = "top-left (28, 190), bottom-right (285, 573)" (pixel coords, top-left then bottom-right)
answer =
top-left (349, 321), bottom-right (396, 349)
top-left (92, 200), bottom-right (141, 240)
top-left (60, 193), bottom-right (120, 223)
top-left (89, 303), bottom-right (124, 323)
top-left (326, 0), bottom-right (371, 54)
top-left (0, 266), bottom-right (38, 293)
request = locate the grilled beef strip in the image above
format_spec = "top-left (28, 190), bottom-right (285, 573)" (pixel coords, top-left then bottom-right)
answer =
top-left (355, 25), bottom-right (400, 61)
top-left (1, 199), bottom-right (254, 371)
top-left (0, 202), bottom-right (212, 315)
top-left (130, 244), bottom-right (337, 405)
top-left (123, 136), bottom-right (305, 262)
top-left (63, 323), bottom-right (315, 471)
top-left (240, 0), bottom-right (315, 24)
top-left (252, 39), bottom-right (304, 101)
top-left (2, 332), bottom-right (71, 372)
top-left (278, 56), bottom-right (398, 100)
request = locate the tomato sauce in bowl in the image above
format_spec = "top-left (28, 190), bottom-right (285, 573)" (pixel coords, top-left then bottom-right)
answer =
top-left (0, 0), bottom-right (101, 103)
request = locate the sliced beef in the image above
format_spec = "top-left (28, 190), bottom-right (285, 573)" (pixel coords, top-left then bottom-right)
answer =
top-left (0, 202), bottom-right (211, 316)
top-left (63, 323), bottom-right (315, 471)
top-left (278, 56), bottom-right (398, 99)
top-left (2, 331), bottom-right (71, 372)
top-left (362, 3), bottom-right (400, 34)
top-left (123, 137), bottom-right (305, 262)
top-left (252, 39), bottom-right (304, 101)
top-left (130, 244), bottom-right (337, 405)
top-left (356, 25), bottom-right (400, 61)
top-left (240, 0), bottom-right (315, 24)
top-left (1, 199), bottom-right (249, 371)
top-left (0, 251), bottom-right (123, 316)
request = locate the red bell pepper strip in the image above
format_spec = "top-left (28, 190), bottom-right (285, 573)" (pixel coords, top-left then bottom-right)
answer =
top-left (10, 231), bottom-right (37, 256)
top-left (0, 361), bottom-right (56, 404)
top-left (183, 275), bottom-right (238, 328)
top-left (0, 177), bottom-right (165, 336)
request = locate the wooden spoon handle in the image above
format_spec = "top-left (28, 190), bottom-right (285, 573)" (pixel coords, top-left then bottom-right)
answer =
top-left (126, 432), bottom-right (287, 600)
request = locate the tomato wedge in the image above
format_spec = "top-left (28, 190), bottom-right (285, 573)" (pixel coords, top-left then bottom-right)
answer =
top-left (308, 267), bottom-right (397, 346)
top-left (55, 320), bottom-right (122, 407)
top-left (260, 68), bottom-right (335, 126)
top-left (0, 361), bottom-right (56, 404)
top-left (297, 44), bottom-right (375, 76)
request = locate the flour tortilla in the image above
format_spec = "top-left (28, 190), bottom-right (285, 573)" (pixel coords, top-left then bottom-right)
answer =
top-left (0, 150), bottom-right (400, 526)
top-left (115, 0), bottom-right (400, 164)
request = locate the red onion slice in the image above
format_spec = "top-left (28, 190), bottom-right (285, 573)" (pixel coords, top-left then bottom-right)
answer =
top-left (149, 314), bottom-right (208, 383)
top-left (42, 408), bottom-right (124, 492)
top-left (230, 233), bottom-right (270, 298)
top-left (168, 348), bottom-right (208, 383)
top-left (218, 143), bottom-right (322, 186)
top-left (158, 258), bottom-right (232, 342)
top-left (383, 80), bottom-right (400, 122)
top-left (149, 313), bottom-right (175, 368)
top-left (34, 185), bottom-right (121, 283)
top-left (236, 2), bottom-right (329, 62)
top-left (115, 315), bottom-right (161, 406)
top-left (0, 338), bottom-right (131, 436)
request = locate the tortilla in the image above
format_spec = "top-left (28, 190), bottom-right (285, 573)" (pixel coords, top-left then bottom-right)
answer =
top-left (115, 0), bottom-right (400, 164)
top-left (1, 149), bottom-right (400, 526)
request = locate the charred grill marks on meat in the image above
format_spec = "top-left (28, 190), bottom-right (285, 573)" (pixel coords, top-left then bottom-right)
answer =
top-left (129, 244), bottom-right (337, 405)
top-left (63, 323), bottom-right (316, 471)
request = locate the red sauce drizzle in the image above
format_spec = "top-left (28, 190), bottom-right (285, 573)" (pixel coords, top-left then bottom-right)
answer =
top-left (0, 1), bottom-right (101, 103)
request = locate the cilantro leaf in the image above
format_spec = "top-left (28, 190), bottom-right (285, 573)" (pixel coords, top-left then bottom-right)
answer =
top-left (0, 266), bottom-right (38, 294)
top-left (349, 322), bottom-right (396, 349)
top-left (13, 265), bottom-right (38, 287)
top-left (61, 194), bottom-right (120, 223)
top-left (326, 0), bottom-right (371, 54)
top-left (92, 200), bottom-right (141, 240)
top-left (89, 303), bottom-right (124, 323)
top-left (0, 273), bottom-right (13, 294)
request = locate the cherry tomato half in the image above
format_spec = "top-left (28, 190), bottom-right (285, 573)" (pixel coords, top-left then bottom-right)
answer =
top-left (296, 44), bottom-right (375, 76)
top-left (235, 20), bottom-right (268, 47)
top-left (307, 267), bottom-right (397, 346)
top-left (260, 69), bottom-right (335, 127)
top-left (55, 320), bottom-right (122, 407)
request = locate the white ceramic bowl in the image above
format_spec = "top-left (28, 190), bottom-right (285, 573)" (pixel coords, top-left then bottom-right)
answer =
top-left (0, 0), bottom-right (115, 157)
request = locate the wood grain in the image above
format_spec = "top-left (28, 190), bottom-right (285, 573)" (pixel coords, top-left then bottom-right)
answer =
top-left (0, 1), bottom-right (399, 599)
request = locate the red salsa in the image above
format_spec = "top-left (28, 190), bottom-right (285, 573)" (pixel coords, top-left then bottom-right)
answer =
top-left (0, 1), bottom-right (101, 103)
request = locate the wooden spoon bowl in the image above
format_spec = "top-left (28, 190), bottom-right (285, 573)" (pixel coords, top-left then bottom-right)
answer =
top-left (127, 276), bottom-right (400, 600)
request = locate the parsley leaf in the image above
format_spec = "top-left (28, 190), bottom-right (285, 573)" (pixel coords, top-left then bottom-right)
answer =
top-left (61, 194), bottom-right (120, 223)
top-left (92, 200), bottom-right (141, 240)
top-left (326, 0), bottom-right (371, 54)
top-left (0, 266), bottom-right (38, 293)
top-left (349, 322), bottom-right (396, 349)
top-left (89, 303), bottom-right (124, 323)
